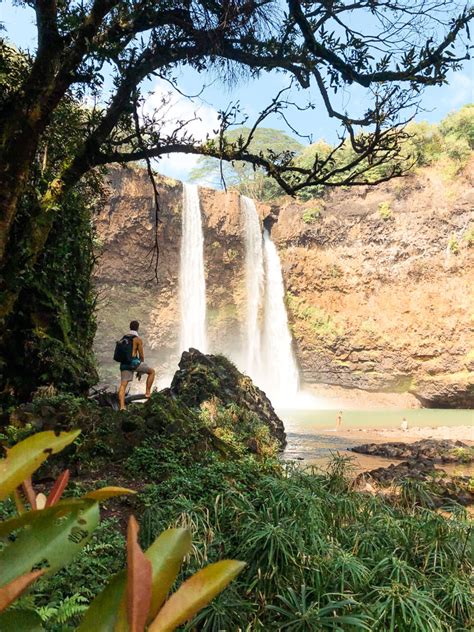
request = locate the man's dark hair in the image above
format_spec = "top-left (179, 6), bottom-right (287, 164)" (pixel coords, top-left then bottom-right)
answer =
top-left (130, 320), bottom-right (139, 331)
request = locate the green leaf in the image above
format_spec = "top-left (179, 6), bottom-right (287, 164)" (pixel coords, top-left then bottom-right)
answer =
top-left (146, 528), bottom-right (192, 621)
top-left (0, 499), bottom-right (99, 586)
top-left (78, 528), bottom-right (192, 632)
top-left (0, 430), bottom-right (81, 501)
top-left (0, 609), bottom-right (44, 631)
top-left (148, 560), bottom-right (246, 632)
top-left (0, 499), bottom-right (91, 538)
top-left (83, 486), bottom-right (136, 501)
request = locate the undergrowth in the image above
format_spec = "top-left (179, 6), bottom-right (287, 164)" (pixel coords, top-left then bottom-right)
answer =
top-left (2, 395), bottom-right (472, 630)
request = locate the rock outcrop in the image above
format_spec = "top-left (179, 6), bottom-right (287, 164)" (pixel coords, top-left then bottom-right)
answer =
top-left (351, 439), bottom-right (473, 463)
top-left (356, 460), bottom-right (474, 506)
top-left (170, 348), bottom-right (286, 448)
top-left (94, 162), bottom-right (474, 407)
top-left (8, 348), bottom-right (286, 476)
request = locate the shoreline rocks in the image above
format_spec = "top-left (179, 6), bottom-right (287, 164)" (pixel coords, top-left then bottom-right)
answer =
top-left (350, 438), bottom-right (473, 463)
top-left (356, 459), bottom-right (474, 506)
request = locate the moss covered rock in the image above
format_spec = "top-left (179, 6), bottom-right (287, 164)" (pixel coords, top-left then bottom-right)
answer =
top-left (170, 349), bottom-right (286, 448)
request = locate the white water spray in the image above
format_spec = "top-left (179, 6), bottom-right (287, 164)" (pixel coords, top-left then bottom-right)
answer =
top-left (241, 196), bottom-right (265, 379)
top-left (261, 228), bottom-right (300, 404)
top-left (179, 183), bottom-right (207, 353)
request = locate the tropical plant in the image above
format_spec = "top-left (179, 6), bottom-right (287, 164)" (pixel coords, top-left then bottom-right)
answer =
top-left (266, 586), bottom-right (371, 630)
top-left (302, 206), bottom-right (323, 224)
top-left (190, 127), bottom-right (303, 200)
top-left (378, 201), bottom-right (392, 220)
top-left (0, 430), bottom-right (245, 630)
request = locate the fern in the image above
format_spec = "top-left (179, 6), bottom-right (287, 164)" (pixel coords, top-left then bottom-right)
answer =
top-left (38, 593), bottom-right (89, 625)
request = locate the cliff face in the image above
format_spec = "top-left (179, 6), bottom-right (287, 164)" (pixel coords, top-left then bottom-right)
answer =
top-left (95, 164), bottom-right (474, 407)
top-left (94, 166), bottom-right (247, 383)
top-left (271, 165), bottom-right (474, 408)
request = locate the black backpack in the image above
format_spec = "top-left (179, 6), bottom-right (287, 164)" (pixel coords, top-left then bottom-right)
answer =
top-left (113, 335), bottom-right (135, 364)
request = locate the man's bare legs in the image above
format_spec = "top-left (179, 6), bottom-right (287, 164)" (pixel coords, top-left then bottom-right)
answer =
top-left (118, 380), bottom-right (130, 411)
top-left (145, 368), bottom-right (156, 398)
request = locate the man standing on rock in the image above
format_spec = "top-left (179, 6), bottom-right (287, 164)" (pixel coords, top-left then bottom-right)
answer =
top-left (117, 320), bottom-right (156, 411)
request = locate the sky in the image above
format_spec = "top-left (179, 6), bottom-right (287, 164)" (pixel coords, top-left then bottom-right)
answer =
top-left (1, 1), bottom-right (473, 182)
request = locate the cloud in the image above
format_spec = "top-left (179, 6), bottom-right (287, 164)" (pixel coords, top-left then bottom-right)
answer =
top-left (443, 71), bottom-right (474, 109)
top-left (143, 80), bottom-right (220, 182)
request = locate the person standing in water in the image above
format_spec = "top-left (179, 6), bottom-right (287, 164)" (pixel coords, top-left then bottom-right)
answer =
top-left (117, 320), bottom-right (156, 411)
top-left (336, 411), bottom-right (343, 431)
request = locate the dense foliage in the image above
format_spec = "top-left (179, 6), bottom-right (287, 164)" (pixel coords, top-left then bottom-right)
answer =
top-left (0, 47), bottom-right (102, 401)
top-left (0, 429), bottom-right (244, 631)
top-left (1, 393), bottom-right (471, 630)
top-left (192, 105), bottom-right (474, 201)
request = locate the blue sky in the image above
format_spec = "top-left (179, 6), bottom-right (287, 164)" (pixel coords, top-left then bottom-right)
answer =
top-left (2, 0), bottom-right (473, 182)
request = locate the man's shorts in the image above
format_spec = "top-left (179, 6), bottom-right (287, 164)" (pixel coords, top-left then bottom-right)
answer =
top-left (120, 363), bottom-right (152, 382)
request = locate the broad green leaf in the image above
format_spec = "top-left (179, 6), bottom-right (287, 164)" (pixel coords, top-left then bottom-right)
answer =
top-left (0, 570), bottom-right (45, 612)
top-left (0, 499), bottom-right (99, 586)
top-left (0, 430), bottom-right (81, 501)
top-left (83, 486), bottom-right (136, 501)
top-left (76, 570), bottom-right (126, 632)
top-left (0, 499), bottom-right (90, 538)
top-left (146, 528), bottom-right (192, 621)
top-left (148, 560), bottom-right (246, 632)
top-left (0, 608), bottom-right (44, 631)
top-left (126, 516), bottom-right (152, 632)
top-left (79, 528), bottom-right (191, 632)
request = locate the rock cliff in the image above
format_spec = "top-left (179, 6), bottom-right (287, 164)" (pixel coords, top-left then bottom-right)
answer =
top-left (94, 163), bottom-right (474, 407)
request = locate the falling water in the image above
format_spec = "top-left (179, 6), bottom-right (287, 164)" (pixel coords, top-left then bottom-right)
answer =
top-left (261, 228), bottom-right (300, 403)
top-left (179, 183), bottom-right (207, 353)
top-left (241, 196), bottom-right (265, 379)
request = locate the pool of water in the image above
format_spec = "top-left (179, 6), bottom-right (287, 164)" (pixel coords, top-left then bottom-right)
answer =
top-left (279, 408), bottom-right (474, 432)
top-left (279, 408), bottom-right (474, 475)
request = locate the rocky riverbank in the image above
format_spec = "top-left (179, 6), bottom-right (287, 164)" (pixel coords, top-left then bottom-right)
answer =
top-left (351, 438), bottom-right (474, 463)
top-left (350, 438), bottom-right (474, 506)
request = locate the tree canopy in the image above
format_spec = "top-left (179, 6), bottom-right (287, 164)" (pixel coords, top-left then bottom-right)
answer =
top-left (190, 127), bottom-right (304, 200)
top-left (0, 0), bottom-right (473, 325)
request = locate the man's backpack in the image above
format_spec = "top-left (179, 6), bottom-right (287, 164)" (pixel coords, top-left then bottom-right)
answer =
top-left (113, 335), bottom-right (135, 364)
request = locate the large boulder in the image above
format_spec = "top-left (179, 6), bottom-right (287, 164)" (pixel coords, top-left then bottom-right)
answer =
top-left (356, 460), bottom-right (474, 506)
top-left (170, 348), bottom-right (286, 448)
top-left (350, 439), bottom-right (473, 463)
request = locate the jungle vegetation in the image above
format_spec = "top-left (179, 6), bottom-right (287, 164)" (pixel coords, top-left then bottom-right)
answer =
top-left (190, 104), bottom-right (474, 200)
top-left (0, 393), bottom-right (472, 630)
top-left (0, 3), bottom-right (473, 629)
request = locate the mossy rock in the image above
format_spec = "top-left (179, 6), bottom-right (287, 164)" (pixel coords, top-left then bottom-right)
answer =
top-left (170, 349), bottom-right (286, 448)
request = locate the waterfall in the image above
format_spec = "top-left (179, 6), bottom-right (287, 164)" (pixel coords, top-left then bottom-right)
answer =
top-left (240, 195), bottom-right (300, 404)
top-left (179, 183), bottom-right (207, 353)
top-left (261, 228), bottom-right (300, 403)
top-left (241, 196), bottom-right (265, 379)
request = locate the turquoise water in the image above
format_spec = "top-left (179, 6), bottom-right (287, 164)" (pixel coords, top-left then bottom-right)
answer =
top-left (279, 408), bottom-right (473, 473)
top-left (279, 408), bottom-right (474, 433)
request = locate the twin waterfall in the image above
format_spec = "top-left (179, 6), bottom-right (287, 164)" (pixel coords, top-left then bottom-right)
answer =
top-left (179, 185), bottom-right (299, 405)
